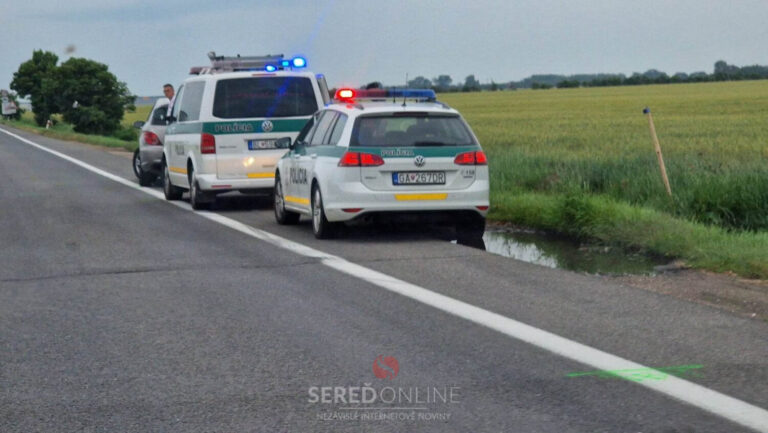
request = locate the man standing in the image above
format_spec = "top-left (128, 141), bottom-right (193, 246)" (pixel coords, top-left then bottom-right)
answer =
top-left (163, 83), bottom-right (175, 118)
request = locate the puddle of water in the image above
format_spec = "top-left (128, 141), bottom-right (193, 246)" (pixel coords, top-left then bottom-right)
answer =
top-left (480, 228), bottom-right (669, 275)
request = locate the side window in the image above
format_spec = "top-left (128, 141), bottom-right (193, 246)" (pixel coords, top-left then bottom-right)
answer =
top-left (309, 111), bottom-right (336, 146)
top-left (171, 85), bottom-right (184, 121)
top-left (150, 104), bottom-right (168, 126)
top-left (294, 116), bottom-right (316, 146)
top-left (327, 113), bottom-right (347, 145)
top-left (178, 81), bottom-right (205, 122)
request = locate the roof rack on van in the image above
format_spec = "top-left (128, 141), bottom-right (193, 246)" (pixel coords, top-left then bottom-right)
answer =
top-left (189, 52), bottom-right (307, 75)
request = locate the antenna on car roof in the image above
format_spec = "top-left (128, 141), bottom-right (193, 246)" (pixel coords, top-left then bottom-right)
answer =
top-left (402, 73), bottom-right (408, 107)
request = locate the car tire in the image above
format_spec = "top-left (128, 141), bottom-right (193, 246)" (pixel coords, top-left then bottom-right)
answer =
top-left (188, 166), bottom-right (212, 210)
top-left (163, 160), bottom-right (183, 201)
top-left (132, 149), bottom-right (142, 179)
top-left (456, 215), bottom-right (486, 242)
top-left (274, 174), bottom-right (300, 225)
top-left (134, 150), bottom-right (157, 186)
top-left (311, 184), bottom-right (337, 239)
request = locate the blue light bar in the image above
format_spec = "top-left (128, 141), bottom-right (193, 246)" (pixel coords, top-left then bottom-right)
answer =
top-left (291, 57), bottom-right (307, 68)
top-left (387, 89), bottom-right (436, 101)
top-left (281, 60), bottom-right (290, 67)
top-left (265, 64), bottom-right (277, 72)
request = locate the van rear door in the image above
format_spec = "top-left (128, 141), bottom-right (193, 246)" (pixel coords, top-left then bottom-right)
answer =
top-left (210, 76), bottom-right (319, 180)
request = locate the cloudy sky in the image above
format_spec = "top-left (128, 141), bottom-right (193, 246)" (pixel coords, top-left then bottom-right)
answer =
top-left (1, 0), bottom-right (767, 96)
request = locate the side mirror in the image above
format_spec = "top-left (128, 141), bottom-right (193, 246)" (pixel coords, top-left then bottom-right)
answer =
top-left (133, 120), bottom-right (145, 129)
top-left (275, 137), bottom-right (291, 149)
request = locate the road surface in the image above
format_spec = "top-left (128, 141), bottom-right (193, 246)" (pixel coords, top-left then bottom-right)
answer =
top-left (1, 125), bottom-right (766, 432)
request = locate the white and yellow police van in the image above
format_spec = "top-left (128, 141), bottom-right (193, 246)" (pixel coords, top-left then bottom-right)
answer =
top-left (273, 88), bottom-right (489, 240)
top-left (162, 52), bottom-right (330, 209)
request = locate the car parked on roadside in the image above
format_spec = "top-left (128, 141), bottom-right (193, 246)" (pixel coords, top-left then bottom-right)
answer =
top-left (273, 88), bottom-right (489, 240)
top-left (161, 52), bottom-right (330, 210)
top-left (132, 97), bottom-right (170, 186)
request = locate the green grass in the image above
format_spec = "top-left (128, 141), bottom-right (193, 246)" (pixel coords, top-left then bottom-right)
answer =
top-left (441, 81), bottom-right (768, 278)
top-left (0, 107), bottom-right (153, 151)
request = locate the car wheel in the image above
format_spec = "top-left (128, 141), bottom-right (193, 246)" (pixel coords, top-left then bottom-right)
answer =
top-left (311, 184), bottom-right (337, 239)
top-left (188, 166), bottom-right (210, 210)
top-left (134, 150), bottom-right (157, 187)
top-left (274, 174), bottom-right (300, 225)
top-left (132, 149), bottom-right (142, 179)
top-left (456, 215), bottom-right (486, 242)
top-left (163, 161), bottom-right (183, 201)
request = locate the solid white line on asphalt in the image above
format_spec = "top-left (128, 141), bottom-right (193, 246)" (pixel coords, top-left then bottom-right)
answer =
top-left (3, 126), bottom-right (767, 432)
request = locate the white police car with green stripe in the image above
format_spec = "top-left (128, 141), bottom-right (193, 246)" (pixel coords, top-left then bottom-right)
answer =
top-left (162, 53), bottom-right (330, 209)
top-left (273, 88), bottom-right (489, 239)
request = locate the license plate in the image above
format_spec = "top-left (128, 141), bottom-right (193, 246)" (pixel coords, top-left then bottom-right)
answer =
top-left (247, 139), bottom-right (277, 150)
top-left (392, 171), bottom-right (446, 185)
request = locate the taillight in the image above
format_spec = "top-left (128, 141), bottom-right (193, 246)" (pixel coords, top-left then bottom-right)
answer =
top-left (360, 153), bottom-right (384, 166)
top-left (454, 151), bottom-right (488, 166)
top-left (201, 133), bottom-right (216, 154)
top-left (143, 131), bottom-right (161, 146)
top-left (338, 151), bottom-right (384, 167)
top-left (338, 151), bottom-right (360, 167)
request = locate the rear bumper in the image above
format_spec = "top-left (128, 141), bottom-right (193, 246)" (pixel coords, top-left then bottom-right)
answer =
top-left (323, 180), bottom-right (489, 222)
top-left (196, 173), bottom-right (275, 192)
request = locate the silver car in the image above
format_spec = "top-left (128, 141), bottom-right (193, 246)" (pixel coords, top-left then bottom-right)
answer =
top-left (132, 97), bottom-right (170, 186)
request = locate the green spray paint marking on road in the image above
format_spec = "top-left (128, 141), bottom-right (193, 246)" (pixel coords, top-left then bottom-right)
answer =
top-left (566, 364), bottom-right (703, 382)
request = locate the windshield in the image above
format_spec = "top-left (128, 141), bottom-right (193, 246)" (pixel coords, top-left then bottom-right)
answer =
top-left (350, 114), bottom-right (476, 147)
top-left (213, 77), bottom-right (318, 119)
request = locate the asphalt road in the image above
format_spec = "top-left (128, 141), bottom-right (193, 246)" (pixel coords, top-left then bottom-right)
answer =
top-left (1, 125), bottom-right (766, 432)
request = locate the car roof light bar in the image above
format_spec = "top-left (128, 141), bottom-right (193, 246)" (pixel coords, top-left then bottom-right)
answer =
top-left (189, 52), bottom-right (307, 75)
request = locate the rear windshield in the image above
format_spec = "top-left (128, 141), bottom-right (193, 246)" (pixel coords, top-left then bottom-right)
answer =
top-left (213, 77), bottom-right (318, 119)
top-left (350, 114), bottom-right (476, 147)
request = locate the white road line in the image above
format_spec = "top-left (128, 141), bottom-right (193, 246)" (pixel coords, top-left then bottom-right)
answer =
top-left (3, 126), bottom-right (767, 432)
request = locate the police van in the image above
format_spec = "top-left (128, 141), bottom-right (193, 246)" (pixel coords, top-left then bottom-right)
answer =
top-left (273, 88), bottom-right (489, 240)
top-left (162, 52), bottom-right (330, 209)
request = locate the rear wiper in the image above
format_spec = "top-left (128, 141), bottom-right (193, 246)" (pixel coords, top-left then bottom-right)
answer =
top-left (413, 141), bottom-right (447, 147)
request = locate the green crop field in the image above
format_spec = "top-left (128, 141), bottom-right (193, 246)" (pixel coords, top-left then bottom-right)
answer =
top-left (441, 81), bottom-right (768, 277)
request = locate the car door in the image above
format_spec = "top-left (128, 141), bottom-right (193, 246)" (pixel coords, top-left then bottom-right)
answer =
top-left (283, 114), bottom-right (317, 210)
top-left (164, 84), bottom-right (186, 186)
top-left (295, 111), bottom-right (338, 206)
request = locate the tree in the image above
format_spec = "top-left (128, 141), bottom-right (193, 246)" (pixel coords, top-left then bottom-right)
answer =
top-left (45, 57), bottom-right (134, 135)
top-left (433, 74), bottom-right (453, 91)
top-left (462, 75), bottom-right (480, 92)
top-left (407, 76), bottom-right (432, 89)
top-left (10, 50), bottom-right (59, 126)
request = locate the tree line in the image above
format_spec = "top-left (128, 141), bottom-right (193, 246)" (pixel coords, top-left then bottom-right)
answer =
top-left (389, 60), bottom-right (768, 92)
top-left (9, 50), bottom-right (134, 136)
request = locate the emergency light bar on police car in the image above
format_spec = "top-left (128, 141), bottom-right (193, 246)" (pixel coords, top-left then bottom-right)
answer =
top-left (334, 88), bottom-right (437, 103)
top-left (189, 52), bottom-right (308, 75)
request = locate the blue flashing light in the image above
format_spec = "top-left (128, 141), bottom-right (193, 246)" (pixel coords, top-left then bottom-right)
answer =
top-left (265, 64), bottom-right (277, 72)
top-left (281, 60), bottom-right (290, 67)
top-left (388, 89), bottom-right (436, 101)
top-left (291, 57), bottom-right (307, 68)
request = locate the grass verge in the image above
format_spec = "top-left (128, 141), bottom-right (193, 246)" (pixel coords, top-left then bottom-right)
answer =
top-left (0, 115), bottom-right (137, 152)
top-left (489, 191), bottom-right (768, 279)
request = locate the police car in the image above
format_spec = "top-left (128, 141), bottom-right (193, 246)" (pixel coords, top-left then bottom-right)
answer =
top-left (162, 52), bottom-right (330, 209)
top-left (273, 88), bottom-right (489, 239)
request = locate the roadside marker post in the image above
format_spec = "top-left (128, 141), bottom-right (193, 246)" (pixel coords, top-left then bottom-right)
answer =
top-left (643, 107), bottom-right (673, 197)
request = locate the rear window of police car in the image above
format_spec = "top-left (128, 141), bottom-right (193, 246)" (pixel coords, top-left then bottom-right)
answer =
top-left (350, 114), bottom-right (476, 147)
top-left (213, 77), bottom-right (317, 119)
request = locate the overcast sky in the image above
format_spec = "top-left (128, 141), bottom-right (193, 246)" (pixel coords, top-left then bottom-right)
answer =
top-left (2, 0), bottom-right (767, 96)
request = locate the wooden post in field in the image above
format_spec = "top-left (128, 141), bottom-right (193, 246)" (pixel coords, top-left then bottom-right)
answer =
top-left (643, 107), bottom-right (672, 197)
